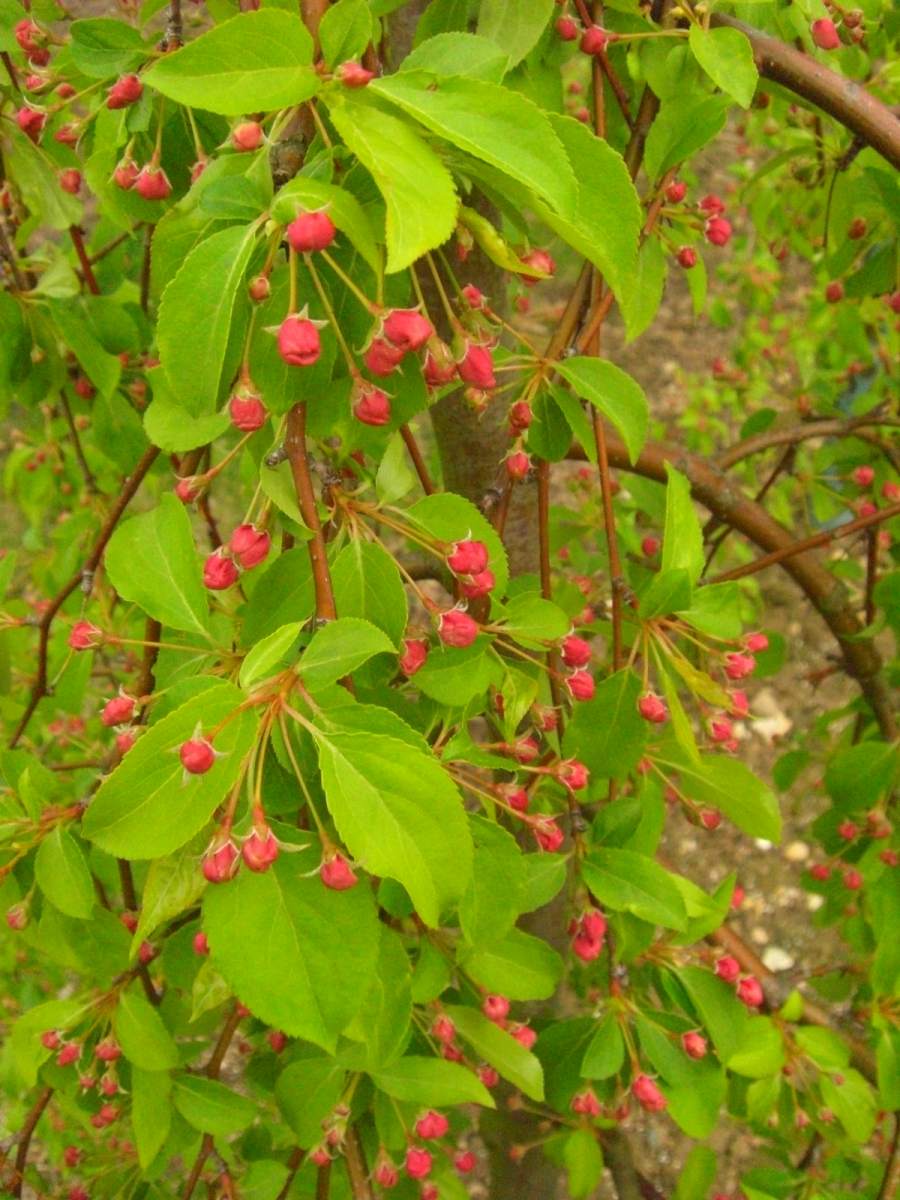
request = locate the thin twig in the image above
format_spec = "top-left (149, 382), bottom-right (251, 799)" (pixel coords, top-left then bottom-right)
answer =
top-left (285, 403), bottom-right (337, 620)
top-left (69, 226), bottom-right (100, 295)
top-left (10, 1086), bottom-right (53, 1198)
top-left (59, 390), bottom-right (98, 493)
top-left (400, 423), bottom-right (435, 494)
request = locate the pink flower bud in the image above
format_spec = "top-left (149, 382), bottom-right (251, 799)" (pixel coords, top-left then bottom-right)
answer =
top-left (506, 451), bottom-right (531, 480)
top-left (41, 1029), bottom-right (62, 1050)
top-left (423, 342), bottom-right (457, 387)
top-left (521, 248), bottom-right (556, 287)
top-left (454, 1150), bottom-right (477, 1173)
top-left (566, 670), bottom-right (594, 702)
top-left (134, 166), bottom-right (172, 201)
top-left (559, 758), bottom-right (590, 790)
top-left (811, 18), bottom-right (841, 49)
top-left (383, 308), bottom-right (434, 352)
top-left (843, 867), bottom-right (863, 890)
top-left (101, 694), bottom-right (135, 727)
top-left (837, 820), bottom-right (857, 841)
top-left (681, 1031), bottom-right (708, 1059)
top-left (438, 609), bottom-right (478, 648)
top-left (203, 551), bottom-right (239, 591)
top-left (638, 692), bottom-right (668, 724)
top-left (699, 193), bottom-right (725, 216)
top-left (555, 15), bottom-right (579, 39)
top-left (736, 975), bottom-right (764, 1007)
top-left (705, 216), bottom-right (732, 247)
top-left (68, 620), bottom-right (102, 650)
top-left (399, 638), bottom-right (428, 677)
top-left (202, 839), bottom-right (240, 883)
top-left (666, 180), bottom-right (687, 203)
top-left (59, 168), bottom-right (82, 195)
top-left (180, 737), bottom-right (216, 775)
top-left (510, 1022), bottom-right (537, 1049)
top-left (414, 1110), bottom-right (449, 1140)
top-left (852, 465), bottom-right (874, 487)
top-left (700, 809), bottom-right (721, 831)
top-left (229, 389), bottom-right (267, 431)
top-left (534, 817), bottom-right (564, 853)
top-left (404, 1147), bottom-right (432, 1179)
top-left (278, 315), bottom-right (321, 366)
top-left (267, 1029), bottom-right (287, 1053)
top-left (353, 384), bottom-right (391, 426)
top-left (54, 124), bottom-right (79, 146)
top-left (744, 631), bottom-right (768, 653)
top-left (107, 74), bottom-right (143, 109)
top-left (448, 539), bottom-right (489, 576)
top-left (572, 933), bottom-right (603, 962)
top-left (571, 1088), bottom-right (602, 1116)
top-left (724, 652), bottom-right (755, 680)
top-left (730, 690), bottom-right (749, 717)
top-left (825, 280), bottom-right (844, 304)
top-left (374, 1157), bottom-right (399, 1187)
top-left (321, 852), bottom-right (358, 890)
top-left (364, 336), bottom-right (405, 376)
top-left (809, 863), bottom-right (830, 881)
top-left (248, 274), bottom-right (271, 302)
top-left (580, 24), bottom-right (609, 54)
top-left (632, 1073), bottom-right (667, 1112)
top-left (193, 931), bottom-right (209, 955)
top-left (6, 902), bottom-right (29, 931)
top-left (242, 827), bottom-right (279, 872)
top-left (457, 342), bottom-right (496, 389)
top-left (508, 400), bottom-right (532, 432)
top-left (15, 19), bottom-right (43, 53)
top-left (478, 1064), bottom-right (499, 1087)
top-left (337, 61), bottom-right (375, 88)
top-left (482, 994), bottom-right (510, 1022)
top-left (231, 121), bottom-right (263, 152)
top-left (57, 1042), bottom-right (81, 1067)
top-left (641, 535), bottom-right (660, 556)
top-left (63, 1145), bottom-right (81, 1168)
top-left (230, 524), bottom-right (270, 570)
top-left (431, 1015), bottom-right (456, 1044)
top-left (677, 246), bottom-right (697, 269)
top-left (115, 730), bottom-right (136, 755)
top-left (17, 107), bottom-right (46, 142)
top-left (715, 955), bottom-right (741, 983)
top-left (287, 210), bottom-right (337, 253)
top-left (113, 159), bottom-right (139, 190)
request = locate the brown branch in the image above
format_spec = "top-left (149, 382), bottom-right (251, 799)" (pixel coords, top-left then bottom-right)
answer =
top-left (285, 403), bottom-right (337, 621)
top-left (59, 390), bottom-right (98, 493)
top-left (877, 1115), bottom-right (900, 1200)
top-left (713, 14), bottom-right (900, 171)
top-left (707, 501), bottom-right (900, 585)
top-left (182, 1003), bottom-right (243, 1200)
top-left (344, 1128), bottom-right (373, 1200)
top-left (567, 434), bottom-right (896, 738)
top-left (400, 423), bottom-right (435, 494)
top-left (69, 226), bottom-right (100, 296)
top-left (716, 415), bottom-right (900, 470)
top-left (88, 228), bottom-right (134, 267)
top-left (274, 1148), bottom-right (306, 1200)
top-left (8, 446), bottom-right (161, 749)
top-left (602, 1130), bottom-right (658, 1200)
top-left (119, 857), bottom-right (161, 1006)
top-left (315, 1160), bottom-right (332, 1200)
top-left (10, 1085), bottom-right (53, 1198)
top-left (0, 216), bottom-right (27, 293)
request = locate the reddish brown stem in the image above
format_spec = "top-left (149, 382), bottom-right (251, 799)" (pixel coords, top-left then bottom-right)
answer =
top-left (8, 445), bottom-right (160, 749)
top-left (400, 423), bottom-right (435, 494)
top-left (119, 857), bottom-right (161, 1005)
top-left (182, 1004), bottom-right (243, 1199)
top-left (10, 1085), bottom-right (53, 1198)
top-left (285, 403), bottom-right (337, 621)
top-left (274, 1148), bottom-right (306, 1200)
top-left (59, 390), bottom-right (98, 493)
top-left (344, 1128), bottom-right (373, 1200)
top-left (537, 459), bottom-right (566, 727)
top-left (69, 226), bottom-right (100, 295)
top-left (864, 529), bottom-right (878, 626)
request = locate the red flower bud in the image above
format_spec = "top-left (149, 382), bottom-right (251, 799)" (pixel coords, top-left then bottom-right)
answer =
top-left (559, 758), bottom-right (589, 790)
top-left (843, 867), bottom-right (863, 891)
top-left (54, 124), bottom-right (79, 146)
top-left (113, 159), bottom-right (139, 190)
top-left (203, 551), bottom-right (239, 591)
top-left (521, 248), bottom-right (556, 287)
top-left (41, 1030), bottom-right (62, 1050)
top-left (534, 816), bottom-right (564, 853)
top-left (508, 400), bottom-right (533, 432)
top-left (202, 839), bottom-right (240, 883)
top-left (231, 121), bottom-right (263, 152)
top-left (278, 315), bottom-right (321, 366)
top-left (404, 1147), bottom-right (432, 1180)
top-left (431, 1015), bottom-right (456, 1044)
top-left (248, 274), bottom-right (271, 302)
top-left (16, 107), bottom-right (46, 143)
top-left (423, 342), bottom-right (457, 387)
top-left (438, 609), bottom-right (478, 648)
top-left (399, 638), bottom-right (429, 677)
top-left (682, 1031), bottom-right (708, 1059)
top-left (699, 193), bottom-right (726, 216)
top-left (459, 569), bottom-right (494, 599)
top-left (353, 384), bottom-right (391, 426)
top-left (736, 975), bottom-right (764, 1007)
top-left (134, 166), bottom-right (172, 201)
top-left (321, 852), bottom-right (358, 890)
top-left (809, 863), bottom-right (830, 881)
top-left (454, 1150), bottom-right (477, 1173)
top-left (69, 620), bottom-right (102, 650)
top-left (510, 1022), bottom-right (537, 1049)
top-left (242, 827), bottom-right (279, 872)
top-left (363, 336), bottom-right (404, 377)
top-left (414, 1110), bottom-right (449, 1140)
top-left (811, 18), bottom-right (841, 49)
top-left (59, 168), bottom-right (82, 196)
top-left (193, 931), bottom-right (209, 955)
top-left (383, 308), bottom-right (434, 352)
top-left (286, 210), bottom-right (337, 253)
top-left (556, 15), bottom-right (579, 39)
top-left (506, 450), bottom-right (531, 480)
top-left (15, 20), bottom-right (43, 54)
top-left (700, 808), bottom-right (721, 831)
top-left (632, 1074), bottom-right (667, 1112)
top-left (638, 692), bottom-right (668, 724)
top-left (852, 465), bottom-right (874, 487)
top-left (57, 1042), bottom-right (81, 1067)
top-left (101, 695), bottom-right (135, 727)
top-left (229, 389), bottom-right (267, 431)
top-left (705, 216), bottom-right (732, 247)
top-left (571, 1088), bottom-right (602, 1115)
top-left (561, 634), bottom-right (591, 668)
top-left (715, 955), bottom-right (741, 983)
top-left (724, 652), bottom-right (755, 680)
top-left (447, 539), bottom-right (488, 576)
top-left (825, 280), bottom-right (844, 304)
top-left (677, 246), bottom-right (697, 269)
top-left (580, 25), bottom-right (609, 54)
top-left (337, 60), bottom-right (375, 88)
top-left (478, 1064), bottom-right (499, 1087)
top-left (482, 993), bottom-right (510, 1022)
top-left (666, 180), bottom-right (687, 203)
top-left (180, 737), bottom-right (216, 775)
top-left (458, 342), bottom-right (496, 389)
top-left (229, 524), bottom-right (270, 569)
top-left (566, 669), bottom-right (594, 701)
top-left (107, 74), bottom-right (143, 109)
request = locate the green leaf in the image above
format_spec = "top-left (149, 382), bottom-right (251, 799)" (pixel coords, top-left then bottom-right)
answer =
top-left (319, 0), bottom-right (373, 69)
top-left (132, 842), bottom-right (207, 950)
top-left (191, 959), bottom-right (232, 1022)
top-left (677, 964), bottom-right (748, 1061)
top-left (271, 177), bottom-right (379, 272)
top-left (157, 223), bottom-right (258, 416)
top-left (794, 1027), bottom-right (850, 1071)
top-left (371, 1055), bottom-right (494, 1108)
top-left (408, 492), bottom-right (509, 596)
top-left (276, 1059), bottom-right (347, 1147)
top-left (581, 1011), bottom-right (625, 1080)
top-left (105, 494), bottom-right (210, 638)
top-left (328, 99), bottom-right (458, 274)
top-left (644, 93), bottom-right (730, 183)
top-left (563, 1128), bottom-right (605, 1199)
top-left (619, 235), bottom-right (667, 342)
top-left (371, 73), bottom-right (576, 216)
top-left (173, 1075), bottom-right (257, 1136)
top-left (726, 1016), bottom-right (784, 1078)
top-left (113, 990), bottom-right (179, 1070)
top-left (240, 622), bottom-right (302, 691)
top-left (563, 669), bottom-right (646, 781)
top-left (444, 1004), bottom-right (544, 1100)
top-left (144, 371), bottom-right (232, 453)
top-left (416, 641), bottom-right (497, 707)
top-left (460, 816), bottom-right (526, 945)
top-left (315, 727), bottom-right (472, 926)
top-left (7, 129), bottom-right (82, 232)
top-left (825, 742), bottom-right (897, 812)
top-left (343, 926), bottom-right (412, 1069)
top-left (661, 465), bottom-right (704, 584)
top-left (689, 26), bottom-right (758, 109)
top-left (331, 540), bottom-right (408, 645)
top-left (674, 1147), bottom-right (717, 1200)
top-left (143, 10), bottom-right (319, 114)
top-left (556, 358), bottom-right (648, 463)
top-left (34, 827), bottom-right (94, 920)
top-left (582, 849), bottom-right (688, 930)
top-left (539, 115), bottom-right (642, 310)
top-left (658, 752), bottom-right (782, 843)
top-left (639, 568), bottom-right (693, 620)
top-left (500, 593), bottom-right (570, 646)
top-left (83, 683), bottom-right (259, 859)
top-left (819, 1069), bottom-right (876, 1143)
top-left (242, 548), bottom-right (314, 644)
top-left (459, 928), bottom-right (563, 1000)
top-left (300, 617), bottom-right (394, 689)
top-left (204, 846), bottom-right (379, 1050)
top-left (401, 32), bottom-right (509, 82)
top-left (132, 1068), bottom-right (172, 1169)
top-left (476, 0), bottom-right (553, 66)
top-left (70, 18), bottom-right (146, 77)
top-left (375, 432), bottom-right (417, 505)
top-left (47, 301), bottom-right (121, 399)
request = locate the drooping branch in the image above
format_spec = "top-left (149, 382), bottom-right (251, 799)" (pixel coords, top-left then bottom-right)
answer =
top-left (9, 1085), bottom-right (53, 1198)
top-left (285, 403), bottom-right (337, 621)
top-left (713, 14), bottom-right (900, 171)
top-left (716, 414), bottom-right (900, 470)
